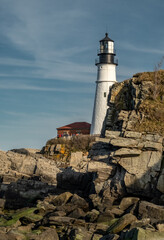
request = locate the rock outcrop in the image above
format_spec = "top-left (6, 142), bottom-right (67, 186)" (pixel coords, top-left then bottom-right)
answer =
top-left (0, 71), bottom-right (164, 239)
top-left (104, 71), bottom-right (164, 135)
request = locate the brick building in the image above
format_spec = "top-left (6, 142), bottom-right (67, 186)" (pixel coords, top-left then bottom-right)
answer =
top-left (57, 122), bottom-right (91, 138)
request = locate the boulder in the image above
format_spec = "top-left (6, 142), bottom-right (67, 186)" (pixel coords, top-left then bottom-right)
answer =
top-left (107, 213), bottom-right (137, 234)
top-left (68, 208), bottom-right (86, 219)
top-left (119, 197), bottom-right (140, 211)
top-left (35, 229), bottom-right (59, 240)
top-left (85, 209), bottom-right (99, 222)
top-left (57, 168), bottom-right (93, 192)
top-left (51, 192), bottom-right (73, 206)
top-left (138, 201), bottom-right (164, 223)
top-left (7, 151), bottom-right (36, 176)
top-left (70, 194), bottom-right (89, 211)
top-left (69, 227), bottom-right (93, 240)
top-left (122, 227), bottom-right (164, 240)
top-left (156, 223), bottom-right (164, 232)
top-left (70, 152), bottom-right (83, 168)
top-left (97, 211), bottom-right (114, 225)
top-left (36, 158), bottom-right (61, 184)
top-left (87, 161), bottom-right (115, 175)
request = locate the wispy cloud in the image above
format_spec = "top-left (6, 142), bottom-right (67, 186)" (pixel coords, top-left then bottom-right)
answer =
top-left (0, 79), bottom-right (93, 93)
top-left (119, 42), bottom-right (164, 55)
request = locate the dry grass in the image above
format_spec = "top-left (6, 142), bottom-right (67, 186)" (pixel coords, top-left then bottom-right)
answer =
top-left (46, 135), bottom-right (95, 153)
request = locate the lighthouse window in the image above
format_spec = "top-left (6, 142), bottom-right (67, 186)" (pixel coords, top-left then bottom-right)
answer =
top-left (104, 92), bottom-right (106, 97)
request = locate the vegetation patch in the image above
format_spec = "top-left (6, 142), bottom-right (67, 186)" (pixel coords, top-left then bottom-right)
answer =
top-left (0, 208), bottom-right (42, 227)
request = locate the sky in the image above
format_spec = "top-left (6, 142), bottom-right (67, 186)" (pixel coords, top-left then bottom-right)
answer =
top-left (0, 0), bottom-right (164, 151)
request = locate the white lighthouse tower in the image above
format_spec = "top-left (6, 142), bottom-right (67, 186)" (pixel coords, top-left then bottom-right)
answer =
top-left (90, 33), bottom-right (118, 135)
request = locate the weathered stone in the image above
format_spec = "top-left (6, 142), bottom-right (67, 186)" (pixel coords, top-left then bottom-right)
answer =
top-left (70, 194), bottom-right (89, 211)
top-left (110, 207), bottom-right (124, 217)
top-left (97, 211), bottom-right (114, 225)
top-left (110, 137), bottom-right (139, 148)
top-left (156, 223), bottom-right (164, 232)
top-left (87, 161), bottom-right (114, 174)
top-left (130, 218), bottom-right (151, 229)
top-left (107, 213), bottom-right (137, 234)
top-left (31, 228), bottom-right (59, 240)
top-left (157, 169), bottom-right (164, 193)
top-left (55, 204), bottom-right (77, 215)
top-left (0, 151), bottom-right (11, 174)
top-left (0, 198), bottom-right (6, 208)
top-left (48, 216), bottom-right (74, 225)
top-left (69, 227), bottom-right (92, 240)
top-left (85, 209), bottom-right (99, 222)
top-left (124, 171), bottom-right (152, 196)
top-left (124, 131), bottom-right (142, 139)
top-left (51, 192), bottom-right (73, 206)
top-left (119, 151), bottom-right (162, 175)
top-left (101, 188), bottom-right (115, 210)
top-left (7, 151), bottom-right (36, 176)
top-left (142, 133), bottom-right (163, 143)
top-left (138, 201), bottom-right (164, 223)
top-left (123, 227), bottom-right (164, 240)
top-left (68, 208), bottom-right (86, 219)
top-left (36, 158), bottom-right (61, 184)
top-left (95, 137), bottom-right (110, 143)
top-left (70, 152), bottom-right (83, 168)
top-left (114, 148), bottom-right (141, 157)
top-left (52, 211), bottom-right (66, 217)
top-left (119, 197), bottom-right (140, 211)
top-left (143, 141), bottom-right (162, 152)
top-left (105, 131), bottom-right (121, 139)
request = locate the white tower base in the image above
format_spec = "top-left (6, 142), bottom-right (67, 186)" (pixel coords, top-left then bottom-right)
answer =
top-left (90, 65), bottom-right (116, 135)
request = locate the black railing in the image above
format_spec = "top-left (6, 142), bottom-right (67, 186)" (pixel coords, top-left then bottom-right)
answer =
top-left (95, 58), bottom-right (118, 65)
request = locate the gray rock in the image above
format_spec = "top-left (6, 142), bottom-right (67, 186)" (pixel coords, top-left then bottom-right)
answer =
top-left (51, 192), bottom-right (73, 206)
top-left (122, 227), bottom-right (164, 240)
top-left (107, 213), bottom-right (137, 234)
top-left (36, 158), bottom-right (61, 184)
top-left (142, 134), bottom-right (163, 143)
top-left (138, 201), bottom-right (164, 223)
top-left (70, 152), bottom-right (83, 168)
top-left (114, 148), bottom-right (141, 157)
top-left (157, 169), bottom-right (164, 193)
top-left (110, 137), bottom-right (139, 148)
top-left (70, 194), bottom-right (89, 211)
top-left (119, 197), bottom-right (140, 211)
top-left (105, 131), bottom-right (121, 139)
top-left (123, 131), bottom-right (142, 139)
top-left (68, 208), bottom-right (86, 219)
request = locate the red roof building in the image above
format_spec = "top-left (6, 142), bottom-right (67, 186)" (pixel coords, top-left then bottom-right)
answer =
top-left (57, 122), bottom-right (91, 138)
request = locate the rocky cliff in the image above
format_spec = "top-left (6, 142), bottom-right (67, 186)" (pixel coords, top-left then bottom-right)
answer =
top-left (104, 70), bottom-right (164, 135)
top-left (0, 71), bottom-right (164, 239)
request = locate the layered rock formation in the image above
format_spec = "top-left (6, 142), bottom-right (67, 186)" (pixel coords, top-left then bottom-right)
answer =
top-left (104, 71), bottom-right (164, 135)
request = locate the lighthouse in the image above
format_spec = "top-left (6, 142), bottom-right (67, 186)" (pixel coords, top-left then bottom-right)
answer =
top-left (90, 33), bottom-right (118, 135)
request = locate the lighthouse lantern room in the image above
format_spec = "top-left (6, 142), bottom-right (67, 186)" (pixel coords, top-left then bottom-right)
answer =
top-left (90, 33), bottom-right (118, 135)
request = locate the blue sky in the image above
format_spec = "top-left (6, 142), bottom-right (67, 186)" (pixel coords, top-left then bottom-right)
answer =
top-left (0, 0), bottom-right (164, 151)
